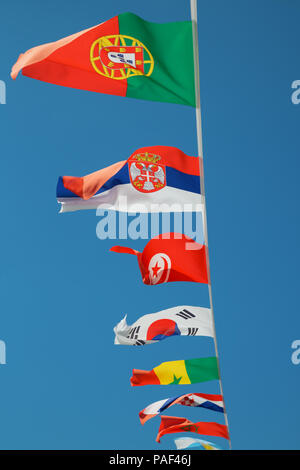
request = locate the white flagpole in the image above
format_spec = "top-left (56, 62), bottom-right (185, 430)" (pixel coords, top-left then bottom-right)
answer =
top-left (190, 0), bottom-right (232, 449)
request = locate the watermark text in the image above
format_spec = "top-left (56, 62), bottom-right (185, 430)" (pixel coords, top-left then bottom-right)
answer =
top-left (0, 340), bottom-right (6, 364)
top-left (0, 80), bottom-right (6, 105)
top-left (291, 80), bottom-right (300, 104)
top-left (96, 199), bottom-right (204, 246)
top-left (291, 340), bottom-right (300, 365)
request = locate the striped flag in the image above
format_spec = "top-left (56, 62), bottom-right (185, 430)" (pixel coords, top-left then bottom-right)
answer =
top-left (56, 146), bottom-right (203, 213)
top-left (139, 393), bottom-right (224, 424)
top-left (130, 357), bottom-right (219, 386)
top-left (174, 437), bottom-right (223, 450)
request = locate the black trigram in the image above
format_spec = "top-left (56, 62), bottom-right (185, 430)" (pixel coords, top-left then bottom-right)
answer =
top-left (187, 327), bottom-right (198, 336)
top-left (134, 340), bottom-right (146, 346)
top-left (127, 325), bottom-right (140, 340)
top-left (176, 309), bottom-right (195, 320)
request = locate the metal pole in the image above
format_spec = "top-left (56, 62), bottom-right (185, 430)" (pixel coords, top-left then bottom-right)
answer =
top-left (190, 0), bottom-right (232, 449)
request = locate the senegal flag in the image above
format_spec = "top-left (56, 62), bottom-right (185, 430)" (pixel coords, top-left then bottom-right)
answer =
top-left (11, 13), bottom-right (195, 106)
top-left (130, 357), bottom-right (219, 386)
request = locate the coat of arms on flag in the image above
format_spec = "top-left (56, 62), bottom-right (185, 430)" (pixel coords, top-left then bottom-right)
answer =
top-left (91, 37), bottom-right (153, 79)
top-left (139, 393), bottom-right (224, 424)
top-left (56, 146), bottom-right (202, 213)
top-left (11, 13), bottom-right (195, 106)
top-left (128, 152), bottom-right (166, 193)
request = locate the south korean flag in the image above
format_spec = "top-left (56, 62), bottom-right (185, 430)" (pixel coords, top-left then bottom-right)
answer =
top-left (113, 305), bottom-right (213, 346)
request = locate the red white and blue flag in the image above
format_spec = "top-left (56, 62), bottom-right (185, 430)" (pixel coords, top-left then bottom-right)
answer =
top-left (139, 393), bottom-right (224, 424)
top-left (56, 146), bottom-right (203, 213)
top-left (114, 305), bottom-right (213, 345)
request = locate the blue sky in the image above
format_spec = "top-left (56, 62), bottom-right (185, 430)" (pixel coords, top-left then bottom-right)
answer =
top-left (0, 0), bottom-right (300, 450)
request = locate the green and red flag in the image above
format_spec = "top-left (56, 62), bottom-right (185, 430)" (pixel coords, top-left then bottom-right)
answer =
top-left (11, 12), bottom-right (195, 106)
top-left (156, 416), bottom-right (229, 443)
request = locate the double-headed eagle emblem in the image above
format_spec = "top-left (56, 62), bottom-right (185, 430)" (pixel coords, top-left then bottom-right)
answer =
top-left (129, 153), bottom-right (166, 193)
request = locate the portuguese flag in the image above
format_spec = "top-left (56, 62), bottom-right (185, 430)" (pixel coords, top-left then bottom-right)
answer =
top-left (130, 357), bottom-right (219, 386)
top-left (11, 13), bottom-right (195, 106)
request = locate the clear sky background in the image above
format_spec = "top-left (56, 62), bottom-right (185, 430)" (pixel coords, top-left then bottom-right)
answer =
top-left (0, 0), bottom-right (300, 450)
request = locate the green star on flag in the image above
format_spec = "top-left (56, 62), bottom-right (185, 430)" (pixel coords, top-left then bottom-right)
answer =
top-left (170, 374), bottom-right (182, 384)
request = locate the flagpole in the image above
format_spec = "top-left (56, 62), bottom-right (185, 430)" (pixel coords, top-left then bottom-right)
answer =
top-left (190, 0), bottom-right (232, 450)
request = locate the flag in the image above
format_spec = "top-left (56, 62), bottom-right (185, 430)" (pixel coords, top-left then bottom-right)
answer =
top-left (174, 437), bottom-right (223, 450)
top-left (156, 416), bottom-right (229, 443)
top-left (114, 305), bottom-right (213, 346)
top-left (110, 233), bottom-right (209, 285)
top-left (57, 146), bottom-right (203, 213)
top-left (130, 357), bottom-right (219, 386)
top-left (139, 393), bottom-right (224, 424)
top-left (11, 13), bottom-right (195, 106)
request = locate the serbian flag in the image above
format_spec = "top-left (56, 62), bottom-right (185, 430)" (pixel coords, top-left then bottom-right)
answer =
top-left (156, 416), bottom-right (229, 443)
top-left (110, 233), bottom-right (209, 285)
top-left (11, 13), bottom-right (195, 106)
top-left (131, 357), bottom-right (219, 386)
top-left (57, 146), bottom-right (203, 213)
top-left (139, 393), bottom-right (224, 424)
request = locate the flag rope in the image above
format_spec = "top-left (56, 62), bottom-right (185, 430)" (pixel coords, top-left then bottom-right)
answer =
top-left (190, 0), bottom-right (232, 449)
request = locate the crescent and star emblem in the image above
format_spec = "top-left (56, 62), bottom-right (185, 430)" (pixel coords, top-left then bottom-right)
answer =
top-left (148, 253), bottom-right (171, 285)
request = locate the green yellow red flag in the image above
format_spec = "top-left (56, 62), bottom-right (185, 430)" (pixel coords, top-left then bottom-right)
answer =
top-left (11, 13), bottom-right (195, 106)
top-left (131, 357), bottom-right (219, 386)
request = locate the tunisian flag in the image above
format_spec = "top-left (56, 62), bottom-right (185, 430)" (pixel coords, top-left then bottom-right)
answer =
top-left (156, 416), bottom-right (229, 443)
top-left (110, 233), bottom-right (209, 285)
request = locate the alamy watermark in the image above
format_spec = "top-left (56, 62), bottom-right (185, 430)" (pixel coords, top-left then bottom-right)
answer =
top-left (291, 340), bottom-right (300, 365)
top-left (0, 80), bottom-right (6, 104)
top-left (0, 340), bottom-right (6, 364)
top-left (95, 198), bottom-right (204, 247)
top-left (291, 80), bottom-right (300, 104)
